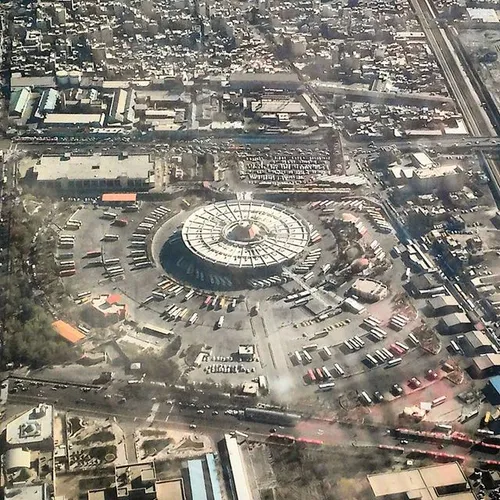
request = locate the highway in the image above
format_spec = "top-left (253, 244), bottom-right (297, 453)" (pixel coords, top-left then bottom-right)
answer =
top-left (409, 0), bottom-right (495, 138)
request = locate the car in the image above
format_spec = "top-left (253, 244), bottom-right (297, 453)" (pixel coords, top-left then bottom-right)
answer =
top-left (189, 424), bottom-right (197, 429)
top-left (408, 377), bottom-right (421, 388)
top-left (373, 391), bottom-right (384, 403)
top-left (392, 384), bottom-right (403, 395)
top-left (197, 409), bottom-right (204, 414)
top-left (400, 439), bottom-right (409, 445)
top-left (426, 369), bottom-right (438, 380)
top-left (270, 428), bottom-right (277, 433)
top-left (212, 410), bottom-right (219, 415)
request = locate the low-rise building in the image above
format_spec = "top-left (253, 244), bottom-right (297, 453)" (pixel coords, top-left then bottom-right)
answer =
top-left (426, 295), bottom-right (461, 316)
top-left (470, 353), bottom-right (500, 378)
top-left (367, 462), bottom-right (474, 499)
top-left (410, 165), bottom-right (465, 194)
top-left (463, 330), bottom-right (496, 356)
top-left (26, 154), bottom-right (154, 193)
top-left (408, 273), bottom-right (445, 297)
top-left (438, 312), bottom-right (472, 335)
top-left (5, 404), bottom-right (54, 450)
top-left (349, 278), bottom-right (388, 302)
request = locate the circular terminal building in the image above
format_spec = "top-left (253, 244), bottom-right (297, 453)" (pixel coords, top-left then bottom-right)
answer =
top-left (181, 200), bottom-right (310, 277)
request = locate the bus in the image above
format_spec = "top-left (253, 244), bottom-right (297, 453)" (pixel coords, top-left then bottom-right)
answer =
top-left (435, 424), bottom-right (453, 432)
top-left (360, 391), bottom-right (373, 405)
top-left (203, 296), bottom-right (212, 307)
top-left (366, 354), bottom-right (378, 366)
top-left (375, 350), bottom-right (387, 362)
top-left (315, 368), bottom-right (324, 380)
top-left (302, 350), bottom-right (312, 364)
top-left (102, 234), bottom-right (119, 241)
top-left (334, 363), bottom-right (345, 376)
top-left (143, 324), bottom-right (172, 337)
top-left (104, 258), bottom-right (120, 265)
top-left (372, 327), bottom-right (387, 338)
top-left (216, 316), bottom-right (225, 329)
top-left (152, 291), bottom-right (166, 300)
top-left (485, 411), bottom-right (492, 424)
top-left (318, 382), bottom-right (335, 391)
top-left (130, 241), bottom-right (146, 247)
top-left (102, 211), bottom-right (117, 220)
top-left (77, 291), bottom-right (91, 299)
top-left (390, 318), bottom-right (405, 330)
top-left (135, 227), bottom-right (150, 234)
top-left (58, 252), bottom-right (74, 259)
top-left (113, 218), bottom-right (128, 227)
top-left (432, 396), bottom-right (447, 407)
top-left (294, 351), bottom-right (303, 364)
top-left (382, 348), bottom-right (394, 359)
top-left (370, 329), bottom-right (385, 341)
top-left (366, 316), bottom-right (381, 325)
top-left (354, 335), bottom-right (365, 347)
top-left (302, 344), bottom-right (318, 351)
top-left (123, 204), bottom-right (139, 212)
top-left (182, 199), bottom-right (191, 208)
top-left (303, 272), bottom-right (314, 281)
top-left (395, 341), bottom-right (410, 353)
top-left (349, 337), bottom-right (362, 350)
top-left (86, 250), bottom-right (101, 258)
top-left (59, 260), bottom-right (75, 268)
top-left (308, 369), bottom-right (316, 383)
top-left (144, 217), bottom-right (157, 224)
top-left (183, 290), bottom-right (195, 301)
top-left (477, 428), bottom-right (494, 436)
top-left (386, 357), bottom-right (402, 368)
top-left (188, 312), bottom-right (198, 325)
top-left (396, 313), bottom-right (409, 323)
top-left (322, 346), bottom-right (332, 359)
top-left (322, 366), bottom-right (333, 379)
top-left (408, 333), bottom-right (420, 345)
top-left (390, 344), bottom-right (405, 356)
top-left (131, 250), bottom-right (146, 256)
top-left (59, 268), bottom-right (76, 277)
top-left (344, 339), bottom-right (354, 351)
top-left (450, 341), bottom-right (462, 354)
top-left (78, 324), bottom-right (91, 334)
top-left (135, 261), bottom-right (151, 269)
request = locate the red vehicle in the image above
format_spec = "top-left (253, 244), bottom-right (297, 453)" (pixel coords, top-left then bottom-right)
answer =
top-left (113, 218), bottom-right (128, 227)
top-left (426, 369), bottom-right (438, 380)
top-left (308, 369), bottom-right (316, 383)
top-left (203, 296), bottom-right (213, 307)
top-left (408, 377), bottom-right (421, 388)
top-left (390, 343), bottom-right (404, 355)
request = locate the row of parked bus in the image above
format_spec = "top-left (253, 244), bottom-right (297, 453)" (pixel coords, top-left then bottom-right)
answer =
top-left (294, 248), bottom-right (321, 274)
top-left (57, 233), bottom-right (77, 276)
top-left (248, 275), bottom-right (290, 289)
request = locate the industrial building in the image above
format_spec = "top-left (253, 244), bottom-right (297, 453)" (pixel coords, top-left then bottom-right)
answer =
top-left (367, 462), bottom-right (474, 499)
top-left (181, 200), bottom-right (310, 277)
top-left (426, 295), bottom-right (461, 316)
top-left (349, 278), bottom-right (388, 302)
top-left (470, 354), bottom-right (500, 378)
top-left (219, 434), bottom-right (252, 500)
top-left (483, 376), bottom-right (500, 405)
top-left (438, 312), bottom-right (473, 335)
top-left (408, 273), bottom-right (445, 297)
top-left (463, 330), bottom-right (496, 356)
top-left (25, 154), bottom-right (154, 193)
top-left (186, 454), bottom-right (223, 500)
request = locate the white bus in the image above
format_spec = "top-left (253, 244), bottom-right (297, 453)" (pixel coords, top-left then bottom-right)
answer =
top-left (334, 363), bottom-right (345, 376)
top-left (360, 391), bottom-right (373, 405)
top-left (367, 316), bottom-right (381, 325)
top-left (318, 382), bottom-right (335, 392)
top-left (188, 313), bottom-right (198, 325)
top-left (303, 272), bottom-right (314, 281)
top-left (102, 211), bottom-right (117, 220)
top-left (354, 335), bottom-right (365, 347)
top-left (104, 258), bottom-right (120, 265)
top-left (302, 344), bottom-right (318, 351)
top-left (382, 348), bottom-right (394, 359)
top-left (372, 327), bottom-right (387, 338)
top-left (130, 241), bottom-right (146, 247)
top-left (349, 337), bottom-right (362, 350)
top-left (216, 316), bottom-right (225, 329)
top-left (395, 341), bottom-right (410, 353)
top-left (408, 333), bottom-right (420, 345)
top-left (152, 291), bottom-right (166, 300)
top-left (302, 350), bottom-right (312, 364)
top-left (322, 346), bottom-right (332, 358)
top-left (102, 234), bottom-right (119, 241)
top-left (450, 340), bottom-right (462, 354)
top-left (386, 357), bottom-right (402, 368)
top-left (366, 354), bottom-right (378, 366)
top-left (322, 366), bottom-right (333, 379)
top-left (375, 350), bottom-right (387, 362)
top-left (344, 339), bottom-right (354, 351)
top-left (370, 329), bottom-right (385, 341)
top-left (294, 351), bottom-right (303, 364)
top-left (135, 261), bottom-right (151, 269)
top-left (144, 217), bottom-right (157, 224)
top-left (131, 250), bottom-right (146, 256)
top-left (432, 396), bottom-right (447, 407)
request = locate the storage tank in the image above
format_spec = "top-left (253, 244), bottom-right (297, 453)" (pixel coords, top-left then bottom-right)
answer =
top-left (55, 69), bottom-right (69, 86)
top-left (68, 70), bottom-right (82, 87)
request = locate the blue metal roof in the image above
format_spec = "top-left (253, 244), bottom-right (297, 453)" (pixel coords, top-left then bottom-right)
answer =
top-left (490, 375), bottom-right (500, 393)
top-left (187, 459), bottom-right (208, 500)
top-left (206, 454), bottom-right (223, 500)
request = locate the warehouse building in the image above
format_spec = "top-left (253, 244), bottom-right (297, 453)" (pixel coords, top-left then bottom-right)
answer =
top-left (483, 376), bottom-right (500, 405)
top-left (463, 330), bottom-right (496, 356)
top-left (470, 353), bottom-right (500, 378)
top-left (426, 295), bottom-right (461, 316)
top-left (9, 87), bottom-right (31, 117)
top-left (408, 272), bottom-right (445, 297)
top-left (219, 434), bottom-right (252, 500)
top-left (186, 454), bottom-right (223, 500)
top-left (438, 312), bottom-right (472, 335)
top-left (26, 154), bottom-right (154, 193)
top-left (368, 462), bottom-right (474, 499)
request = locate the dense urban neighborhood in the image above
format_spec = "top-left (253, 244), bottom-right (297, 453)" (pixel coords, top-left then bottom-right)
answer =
top-left (2, 0), bottom-right (500, 499)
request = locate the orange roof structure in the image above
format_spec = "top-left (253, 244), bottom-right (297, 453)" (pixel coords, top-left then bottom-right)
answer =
top-left (106, 294), bottom-right (122, 305)
top-left (101, 193), bottom-right (137, 203)
top-left (52, 320), bottom-right (85, 344)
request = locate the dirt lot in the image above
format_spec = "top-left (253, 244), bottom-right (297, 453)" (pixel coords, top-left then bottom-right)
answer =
top-left (269, 444), bottom-right (414, 500)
